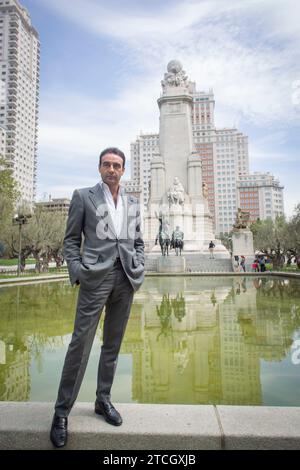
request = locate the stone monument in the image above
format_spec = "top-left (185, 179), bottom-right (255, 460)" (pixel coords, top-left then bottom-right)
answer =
top-left (144, 60), bottom-right (225, 255)
top-left (231, 208), bottom-right (254, 260)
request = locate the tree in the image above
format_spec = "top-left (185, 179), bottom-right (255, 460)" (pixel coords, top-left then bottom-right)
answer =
top-left (250, 218), bottom-right (263, 238)
top-left (285, 204), bottom-right (300, 268)
top-left (219, 231), bottom-right (233, 253)
top-left (2, 207), bottom-right (67, 272)
top-left (0, 157), bottom-right (20, 246)
top-left (251, 216), bottom-right (288, 269)
top-left (21, 208), bottom-right (66, 272)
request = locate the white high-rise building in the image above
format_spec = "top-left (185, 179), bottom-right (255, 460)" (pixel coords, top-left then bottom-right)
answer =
top-left (0, 0), bottom-right (40, 203)
top-left (237, 172), bottom-right (284, 222)
top-left (214, 128), bottom-right (249, 234)
top-left (130, 133), bottom-right (159, 207)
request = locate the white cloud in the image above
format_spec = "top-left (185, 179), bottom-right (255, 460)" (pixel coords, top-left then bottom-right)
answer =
top-left (36, 0), bottom-right (300, 212)
top-left (38, 0), bottom-right (300, 128)
top-left (253, 131), bottom-right (289, 147)
top-left (42, 0), bottom-right (300, 45)
top-left (37, 76), bottom-right (161, 187)
top-left (39, 0), bottom-right (243, 39)
top-left (261, 0), bottom-right (300, 44)
top-left (284, 193), bottom-right (300, 218)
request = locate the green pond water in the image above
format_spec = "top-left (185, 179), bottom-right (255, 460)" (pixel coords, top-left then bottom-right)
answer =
top-left (0, 276), bottom-right (300, 406)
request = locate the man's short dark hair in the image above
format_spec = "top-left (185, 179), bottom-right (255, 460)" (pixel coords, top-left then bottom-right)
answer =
top-left (99, 147), bottom-right (126, 168)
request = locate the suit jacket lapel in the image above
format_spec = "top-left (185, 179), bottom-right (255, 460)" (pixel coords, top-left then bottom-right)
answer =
top-left (119, 186), bottom-right (128, 240)
top-left (120, 187), bottom-right (138, 240)
top-left (88, 183), bottom-right (104, 209)
top-left (88, 183), bottom-right (117, 238)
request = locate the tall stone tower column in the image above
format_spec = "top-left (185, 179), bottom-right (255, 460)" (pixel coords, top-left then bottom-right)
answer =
top-left (188, 151), bottom-right (203, 198)
top-left (149, 151), bottom-right (166, 203)
top-left (157, 61), bottom-right (194, 193)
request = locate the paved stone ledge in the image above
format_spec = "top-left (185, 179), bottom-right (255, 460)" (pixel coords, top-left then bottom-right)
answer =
top-left (0, 402), bottom-right (219, 450)
top-left (1, 271), bottom-right (299, 288)
top-left (0, 274), bottom-right (68, 288)
top-left (0, 402), bottom-right (300, 450)
top-left (216, 405), bottom-right (300, 450)
top-left (270, 271), bottom-right (300, 279)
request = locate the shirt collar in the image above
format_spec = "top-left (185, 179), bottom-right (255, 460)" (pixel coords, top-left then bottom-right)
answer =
top-left (100, 181), bottom-right (125, 208)
top-left (100, 180), bottom-right (123, 195)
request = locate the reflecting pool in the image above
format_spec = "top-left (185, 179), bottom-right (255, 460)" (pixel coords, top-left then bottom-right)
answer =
top-left (0, 276), bottom-right (300, 406)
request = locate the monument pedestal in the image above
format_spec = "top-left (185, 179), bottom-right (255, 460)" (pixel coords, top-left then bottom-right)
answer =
top-left (144, 60), bottom-right (228, 258)
top-left (157, 256), bottom-right (186, 273)
top-left (232, 229), bottom-right (254, 271)
top-left (232, 229), bottom-right (254, 256)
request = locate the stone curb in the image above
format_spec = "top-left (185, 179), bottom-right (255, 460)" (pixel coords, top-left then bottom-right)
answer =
top-left (0, 402), bottom-right (300, 450)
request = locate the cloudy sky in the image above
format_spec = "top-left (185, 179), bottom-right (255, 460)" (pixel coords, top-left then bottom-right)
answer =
top-left (22, 0), bottom-right (300, 216)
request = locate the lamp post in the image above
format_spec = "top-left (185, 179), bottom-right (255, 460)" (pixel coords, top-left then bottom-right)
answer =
top-left (228, 237), bottom-right (233, 254)
top-left (12, 213), bottom-right (32, 277)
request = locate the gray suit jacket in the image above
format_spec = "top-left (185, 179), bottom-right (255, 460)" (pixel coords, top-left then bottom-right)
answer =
top-left (64, 183), bottom-right (145, 292)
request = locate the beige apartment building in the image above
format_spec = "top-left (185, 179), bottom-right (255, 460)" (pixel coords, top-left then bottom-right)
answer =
top-left (237, 172), bottom-right (284, 223)
top-left (35, 197), bottom-right (70, 217)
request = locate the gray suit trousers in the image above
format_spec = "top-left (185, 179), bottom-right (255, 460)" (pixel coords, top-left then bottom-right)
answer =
top-left (55, 261), bottom-right (134, 417)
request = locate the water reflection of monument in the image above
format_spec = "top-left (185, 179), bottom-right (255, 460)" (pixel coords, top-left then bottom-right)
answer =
top-left (1, 279), bottom-right (300, 404)
top-left (122, 277), bottom-right (300, 405)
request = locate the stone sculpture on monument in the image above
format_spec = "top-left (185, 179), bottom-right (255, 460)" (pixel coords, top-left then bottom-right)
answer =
top-left (161, 60), bottom-right (189, 89)
top-left (231, 208), bottom-right (254, 265)
top-left (167, 177), bottom-right (185, 206)
top-left (233, 208), bottom-right (251, 230)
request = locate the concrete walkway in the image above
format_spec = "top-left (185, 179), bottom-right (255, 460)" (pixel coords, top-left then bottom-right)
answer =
top-left (0, 402), bottom-right (300, 450)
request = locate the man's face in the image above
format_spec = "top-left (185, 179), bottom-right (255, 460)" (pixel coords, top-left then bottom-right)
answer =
top-left (99, 153), bottom-right (125, 186)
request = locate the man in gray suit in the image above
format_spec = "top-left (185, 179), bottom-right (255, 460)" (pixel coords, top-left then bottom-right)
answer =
top-left (50, 147), bottom-right (145, 448)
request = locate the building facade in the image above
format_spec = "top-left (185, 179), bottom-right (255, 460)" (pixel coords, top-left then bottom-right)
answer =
top-left (213, 128), bottom-right (249, 234)
top-left (237, 172), bottom-right (284, 223)
top-left (130, 133), bottom-right (159, 207)
top-left (123, 179), bottom-right (142, 200)
top-left (0, 0), bottom-right (40, 203)
top-left (35, 197), bottom-right (70, 216)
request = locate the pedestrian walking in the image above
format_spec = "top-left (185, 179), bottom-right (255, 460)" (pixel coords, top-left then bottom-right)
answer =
top-left (209, 240), bottom-right (215, 259)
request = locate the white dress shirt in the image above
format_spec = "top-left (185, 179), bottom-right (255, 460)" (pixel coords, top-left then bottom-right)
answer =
top-left (101, 181), bottom-right (124, 238)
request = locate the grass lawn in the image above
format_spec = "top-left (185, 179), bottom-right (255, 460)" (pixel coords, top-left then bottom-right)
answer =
top-left (261, 263), bottom-right (299, 272)
top-left (0, 258), bottom-right (36, 266)
top-left (280, 265), bottom-right (300, 272)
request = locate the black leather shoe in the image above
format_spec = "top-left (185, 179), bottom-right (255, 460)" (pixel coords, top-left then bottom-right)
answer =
top-left (95, 399), bottom-right (122, 426)
top-left (50, 414), bottom-right (68, 448)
